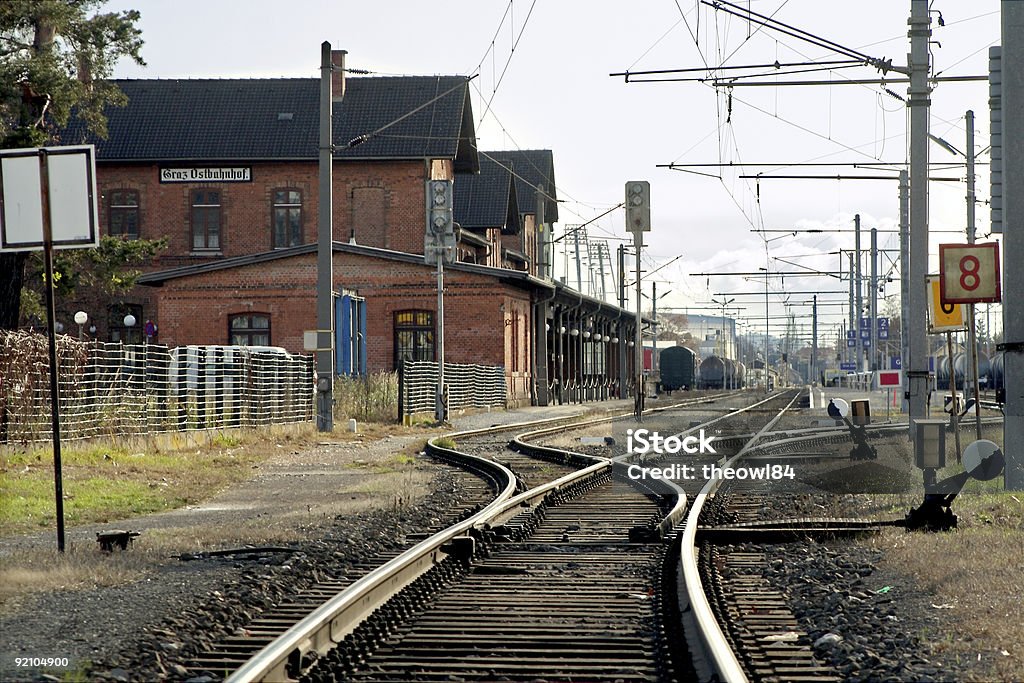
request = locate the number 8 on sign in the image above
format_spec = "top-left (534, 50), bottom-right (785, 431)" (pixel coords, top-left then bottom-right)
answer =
top-left (939, 243), bottom-right (1001, 304)
top-left (959, 255), bottom-right (980, 291)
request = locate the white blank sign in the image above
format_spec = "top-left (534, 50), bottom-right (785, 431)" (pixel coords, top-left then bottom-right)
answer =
top-left (0, 145), bottom-right (99, 251)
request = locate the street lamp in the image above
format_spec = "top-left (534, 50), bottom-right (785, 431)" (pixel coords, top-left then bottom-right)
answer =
top-left (74, 311), bottom-right (88, 341)
top-left (123, 314), bottom-right (136, 344)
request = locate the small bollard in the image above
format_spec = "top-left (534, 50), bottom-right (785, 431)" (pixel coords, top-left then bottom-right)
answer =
top-left (348, 418), bottom-right (358, 433)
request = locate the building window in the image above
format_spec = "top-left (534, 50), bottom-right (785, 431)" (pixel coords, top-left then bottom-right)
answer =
top-left (272, 189), bottom-right (302, 248)
top-left (394, 310), bottom-right (434, 366)
top-left (108, 190), bottom-right (140, 239)
top-left (108, 303), bottom-right (143, 344)
top-left (191, 189), bottom-right (221, 251)
top-left (229, 313), bottom-right (270, 346)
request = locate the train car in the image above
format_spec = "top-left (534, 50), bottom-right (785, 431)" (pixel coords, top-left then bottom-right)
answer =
top-left (735, 361), bottom-right (746, 389)
top-left (659, 346), bottom-right (698, 392)
top-left (954, 352), bottom-right (990, 387)
top-left (988, 351), bottom-right (1004, 398)
top-left (698, 355), bottom-right (728, 390)
top-left (936, 352), bottom-right (990, 390)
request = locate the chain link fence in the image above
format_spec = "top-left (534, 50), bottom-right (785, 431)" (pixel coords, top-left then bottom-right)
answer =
top-left (398, 360), bottom-right (507, 421)
top-left (0, 331), bottom-right (314, 444)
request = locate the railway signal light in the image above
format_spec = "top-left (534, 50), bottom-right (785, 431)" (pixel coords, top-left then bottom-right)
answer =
top-left (426, 179), bottom-right (453, 236)
top-left (425, 179), bottom-right (455, 265)
top-left (624, 181), bottom-right (650, 232)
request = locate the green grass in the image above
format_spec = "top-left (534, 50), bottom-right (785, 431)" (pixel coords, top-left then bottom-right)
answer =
top-left (0, 431), bottom-right (274, 535)
top-left (432, 436), bottom-right (458, 450)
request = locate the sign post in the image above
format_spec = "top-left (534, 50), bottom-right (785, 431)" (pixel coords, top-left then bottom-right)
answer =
top-left (877, 368), bottom-right (902, 421)
top-left (625, 181), bottom-right (650, 421)
top-left (939, 243), bottom-right (1002, 442)
top-left (0, 145), bottom-right (99, 553)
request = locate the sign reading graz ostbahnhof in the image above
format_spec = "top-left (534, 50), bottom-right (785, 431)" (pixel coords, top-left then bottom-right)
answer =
top-left (159, 167), bottom-right (252, 183)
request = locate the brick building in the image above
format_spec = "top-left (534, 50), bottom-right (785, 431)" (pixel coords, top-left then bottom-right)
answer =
top-left (62, 57), bottom-right (641, 406)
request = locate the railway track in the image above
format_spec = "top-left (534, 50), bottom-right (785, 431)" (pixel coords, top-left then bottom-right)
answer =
top-left (193, 388), bottom-right (907, 683)
top-left (186, 406), bottom-right (674, 679)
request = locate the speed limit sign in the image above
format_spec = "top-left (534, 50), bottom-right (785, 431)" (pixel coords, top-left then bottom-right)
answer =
top-left (939, 242), bottom-right (1001, 304)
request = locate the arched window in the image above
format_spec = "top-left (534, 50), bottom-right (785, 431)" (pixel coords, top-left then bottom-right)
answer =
top-left (229, 313), bottom-right (270, 346)
top-left (394, 310), bottom-right (434, 367)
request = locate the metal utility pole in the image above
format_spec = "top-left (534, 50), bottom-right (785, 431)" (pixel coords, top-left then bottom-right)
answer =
top-left (899, 169), bottom-right (910, 412)
top-left (812, 294), bottom-right (818, 384)
top-left (764, 266), bottom-right (769, 393)
top-left (855, 214), bottom-right (864, 372)
top-left (634, 232), bottom-right (644, 416)
top-left (848, 252), bottom-right (856, 361)
top-left (652, 281), bottom-right (659, 378)
top-left (1003, 1), bottom-right (1024, 489)
top-left (315, 42), bottom-right (335, 432)
top-left (712, 296), bottom-right (736, 388)
top-left (966, 109), bottom-right (983, 440)
top-left (870, 227), bottom-right (878, 373)
top-left (906, 0), bottom-right (932, 442)
top-left (573, 228), bottom-right (583, 294)
top-left (618, 243), bottom-right (628, 396)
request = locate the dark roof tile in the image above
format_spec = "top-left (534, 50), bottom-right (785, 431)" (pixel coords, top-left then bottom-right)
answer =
top-left (483, 149), bottom-right (558, 222)
top-left (453, 155), bottom-right (520, 233)
top-left (61, 76), bottom-right (477, 171)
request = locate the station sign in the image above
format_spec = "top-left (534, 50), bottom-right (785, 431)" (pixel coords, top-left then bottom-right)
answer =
top-left (939, 242), bottom-right (1001, 304)
top-left (159, 167), bottom-right (252, 183)
top-left (891, 357), bottom-right (902, 369)
top-left (878, 317), bottom-right (889, 340)
top-left (926, 275), bottom-right (966, 333)
top-left (840, 362), bottom-right (857, 371)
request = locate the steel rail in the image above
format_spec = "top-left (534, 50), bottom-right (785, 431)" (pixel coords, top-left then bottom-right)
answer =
top-left (227, 392), bottom-right (739, 682)
top-left (226, 421), bottom-right (530, 683)
top-left (678, 390), bottom-right (801, 683)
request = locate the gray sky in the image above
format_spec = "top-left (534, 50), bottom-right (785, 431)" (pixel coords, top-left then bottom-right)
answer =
top-left (103, 0), bottom-right (1002, 345)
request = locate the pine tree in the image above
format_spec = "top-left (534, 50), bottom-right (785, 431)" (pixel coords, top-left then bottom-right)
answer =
top-left (0, 0), bottom-right (145, 329)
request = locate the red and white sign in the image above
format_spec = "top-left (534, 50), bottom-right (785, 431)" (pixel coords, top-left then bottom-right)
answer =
top-left (876, 369), bottom-right (902, 388)
top-left (939, 242), bottom-right (1001, 304)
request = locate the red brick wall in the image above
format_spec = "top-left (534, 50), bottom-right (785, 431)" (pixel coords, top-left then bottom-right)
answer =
top-left (97, 159), bottom-right (432, 267)
top-left (148, 250), bottom-right (534, 403)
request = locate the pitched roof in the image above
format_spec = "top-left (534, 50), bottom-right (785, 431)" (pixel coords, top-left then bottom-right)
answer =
top-left (134, 241), bottom-right (552, 292)
top-left (453, 155), bottom-right (521, 234)
top-left (482, 150), bottom-right (558, 222)
top-left (60, 76), bottom-right (478, 172)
